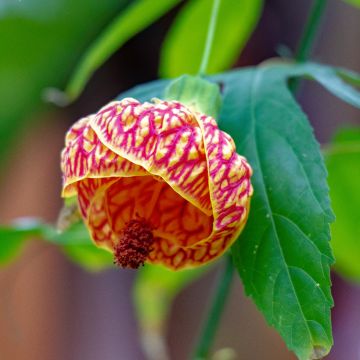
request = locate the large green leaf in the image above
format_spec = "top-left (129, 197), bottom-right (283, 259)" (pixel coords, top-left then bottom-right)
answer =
top-left (218, 66), bottom-right (335, 360)
top-left (0, 0), bottom-right (129, 165)
top-left (159, 0), bottom-right (263, 77)
top-left (116, 61), bottom-right (360, 359)
top-left (325, 128), bottom-right (360, 280)
top-left (65, 0), bottom-right (182, 101)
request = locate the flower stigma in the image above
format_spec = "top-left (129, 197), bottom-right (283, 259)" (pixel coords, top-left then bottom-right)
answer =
top-left (113, 218), bottom-right (154, 269)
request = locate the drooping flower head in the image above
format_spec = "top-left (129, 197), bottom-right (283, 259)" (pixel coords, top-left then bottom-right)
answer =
top-left (61, 98), bottom-right (252, 270)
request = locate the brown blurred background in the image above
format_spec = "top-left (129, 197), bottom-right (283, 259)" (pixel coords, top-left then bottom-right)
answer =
top-left (0, 0), bottom-right (359, 359)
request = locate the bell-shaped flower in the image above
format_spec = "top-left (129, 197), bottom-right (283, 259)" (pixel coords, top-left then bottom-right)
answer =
top-left (61, 98), bottom-right (252, 270)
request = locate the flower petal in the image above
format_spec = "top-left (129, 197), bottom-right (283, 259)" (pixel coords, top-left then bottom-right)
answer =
top-left (81, 176), bottom-right (213, 253)
top-left (148, 114), bottom-right (253, 269)
top-left (61, 114), bottom-right (147, 197)
top-left (90, 98), bottom-right (212, 215)
top-left (61, 98), bottom-right (253, 270)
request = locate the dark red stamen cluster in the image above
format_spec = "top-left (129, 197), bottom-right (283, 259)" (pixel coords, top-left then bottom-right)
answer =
top-left (113, 219), bottom-right (154, 269)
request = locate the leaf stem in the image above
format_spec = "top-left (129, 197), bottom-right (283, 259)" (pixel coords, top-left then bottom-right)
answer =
top-left (295, 0), bottom-right (327, 62)
top-left (291, 0), bottom-right (328, 92)
top-left (193, 255), bottom-right (234, 359)
top-left (198, 0), bottom-right (221, 76)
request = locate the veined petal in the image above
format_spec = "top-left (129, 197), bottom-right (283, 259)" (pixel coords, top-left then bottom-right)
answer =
top-left (61, 114), bottom-right (147, 197)
top-left (61, 97), bottom-right (253, 270)
top-left (80, 176), bottom-right (213, 257)
top-left (148, 115), bottom-right (253, 269)
top-left (90, 98), bottom-right (212, 215)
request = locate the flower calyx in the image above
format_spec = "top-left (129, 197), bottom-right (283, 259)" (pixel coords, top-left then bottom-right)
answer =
top-left (164, 75), bottom-right (222, 118)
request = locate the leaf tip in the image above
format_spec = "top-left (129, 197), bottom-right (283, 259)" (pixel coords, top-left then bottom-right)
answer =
top-left (308, 345), bottom-right (330, 360)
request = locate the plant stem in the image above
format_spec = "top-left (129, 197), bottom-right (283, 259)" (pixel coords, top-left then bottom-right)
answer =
top-left (198, 0), bottom-right (221, 76)
top-left (193, 255), bottom-right (234, 360)
top-left (295, 0), bottom-right (327, 62)
top-left (291, 0), bottom-right (328, 92)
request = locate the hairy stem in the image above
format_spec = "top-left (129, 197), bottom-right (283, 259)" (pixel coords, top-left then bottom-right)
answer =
top-left (193, 255), bottom-right (234, 359)
top-left (198, 0), bottom-right (221, 76)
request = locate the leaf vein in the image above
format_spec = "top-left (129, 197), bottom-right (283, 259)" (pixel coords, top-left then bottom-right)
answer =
top-left (250, 67), bottom-right (314, 343)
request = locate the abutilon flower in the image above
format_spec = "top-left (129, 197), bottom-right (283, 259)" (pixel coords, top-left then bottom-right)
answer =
top-left (61, 98), bottom-right (253, 270)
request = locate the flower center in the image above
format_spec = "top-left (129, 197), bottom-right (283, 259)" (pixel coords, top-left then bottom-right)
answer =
top-left (113, 218), bottom-right (154, 269)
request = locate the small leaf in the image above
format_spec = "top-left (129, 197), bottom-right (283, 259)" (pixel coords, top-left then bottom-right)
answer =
top-left (164, 75), bottom-right (222, 117)
top-left (325, 128), bottom-right (360, 280)
top-left (159, 0), bottom-right (263, 77)
top-left (65, 0), bottom-right (181, 101)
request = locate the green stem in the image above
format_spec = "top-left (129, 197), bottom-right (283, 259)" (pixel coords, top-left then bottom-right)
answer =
top-left (295, 0), bottom-right (327, 62)
top-left (198, 0), bottom-right (221, 76)
top-left (193, 255), bottom-right (234, 360)
top-left (291, 0), bottom-right (328, 92)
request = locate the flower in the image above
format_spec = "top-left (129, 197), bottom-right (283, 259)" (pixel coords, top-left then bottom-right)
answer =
top-left (61, 98), bottom-right (253, 270)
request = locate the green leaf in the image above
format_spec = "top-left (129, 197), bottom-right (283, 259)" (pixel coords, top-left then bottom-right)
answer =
top-left (325, 128), bottom-right (360, 280)
top-left (218, 67), bottom-right (335, 360)
top-left (65, 0), bottom-right (181, 101)
top-left (114, 61), bottom-right (360, 359)
top-left (0, 219), bottom-right (113, 271)
top-left (342, 0), bottom-right (360, 8)
top-left (0, 231), bottom-right (25, 264)
top-left (0, 227), bottom-right (34, 264)
top-left (0, 0), bottom-right (129, 165)
top-left (257, 61), bottom-right (360, 109)
top-left (164, 75), bottom-right (222, 117)
top-left (159, 0), bottom-right (263, 77)
top-left (119, 62), bottom-right (360, 358)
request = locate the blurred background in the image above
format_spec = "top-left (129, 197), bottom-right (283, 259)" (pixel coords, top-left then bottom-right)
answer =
top-left (0, 0), bottom-right (359, 359)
